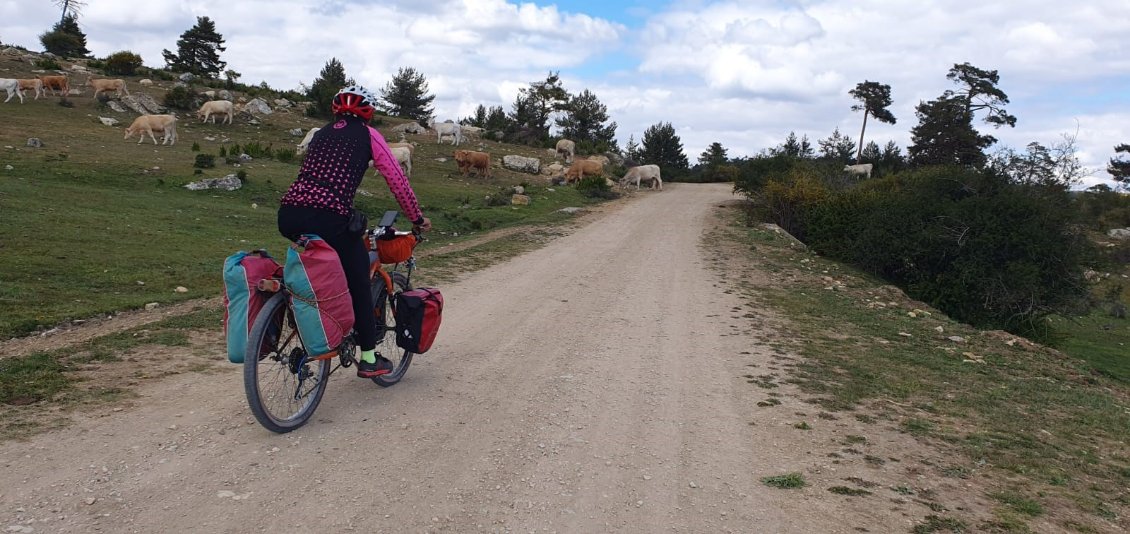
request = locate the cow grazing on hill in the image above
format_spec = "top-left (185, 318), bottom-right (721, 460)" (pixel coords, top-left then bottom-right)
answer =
top-left (17, 79), bottom-right (44, 100)
top-left (85, 78), bottom-right (129, 98)
top-left (843, 163), bottom-right (873, 179)
top-left (453, 149), bottom-right (491, 178)
top-left (429, 119), bottom-right (462, 146)
top-left (38, 75), bottom-right (69, 96)
top-left (0, 79), bottom-right (25, 103)
top-left (197, 100), bottom-right (235, 125)
top-left (621, 164), bottom-right (663, 190)
top-left (124, 115), bottom-right (178, 145)
top-left (564, 159), bottom-right (603, 183)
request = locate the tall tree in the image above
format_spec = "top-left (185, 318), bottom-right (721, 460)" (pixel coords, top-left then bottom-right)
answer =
top-left (378, 66), bottom-right (435, 121)
top-left (907, 94), bottom-right (993, 167)
top-left (624, 135), bottom-right (642, 165)
top-left (162, 16), bottom-right (227, 78)
top-left (1107, 143), bottom-right (1130, 190)
top-left (556, 89), bottom-right (618, 152)
top-left (305, 57), bottom-right (352, 119)
top-left (51, 0), bottom-right (86, 23)
top-left (508, 72), bottom-right (569, 145)
top-left (640, 122), bottom-right (689, 178)
top-left (39, 13), bottom-right (88, 58)
top-left (849, 80), bottom-right (896, 163)
top-left (772, 132), bottom-right (815, 159)
top-left (945, 62), bottom-right (1017, 129)
top-left (817, 127), bottom-right (856, 161)
top-left (698, 142), bottom-right (729, 168)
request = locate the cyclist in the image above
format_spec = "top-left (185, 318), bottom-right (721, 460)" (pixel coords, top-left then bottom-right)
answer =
top-left (277, 85), bottom-right (431, 378)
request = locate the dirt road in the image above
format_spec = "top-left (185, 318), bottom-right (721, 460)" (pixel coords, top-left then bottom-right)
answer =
top-left (1, 184), bottom-right (937, 533)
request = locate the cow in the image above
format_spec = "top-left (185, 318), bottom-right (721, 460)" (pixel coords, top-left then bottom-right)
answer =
top-left (0, 79), bottom-right (24, 103)
top-left (38, 75), bottom-right (69, 96)
top-left (389, 146), bottom-right (412, 177)
top-left (563, 158), bottom-right (603, 184)
top-left (843, 163), bottom-right (873, 179)
top-left (555, 139), bottom-right (575, 163)
top-left (124, 114), bottom-right (178, 145)
top-left (453, 149), bottom-right (491, 178)
top-left (429, 119), bottom-right (462, 146)
top-left (17, 78), bottom-right (44, 100)
top-left (620, 164), bottom-right (663, 190)
top-left (296, 127), bottom-right (320, 154)
top-left (85, 78), bottom-right (129, 98)
top-left (197, 100), bottom-right (234, 125)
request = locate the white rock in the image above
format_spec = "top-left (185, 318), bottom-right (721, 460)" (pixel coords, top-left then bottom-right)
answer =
top-left (174, 286), bottom-right (188, 293)
top-left (946, 336), bottom-right (966, 343)
top-left (144, 303), bottom-right (159, 310)
top-left (98, 117), bottom-right (119, 127)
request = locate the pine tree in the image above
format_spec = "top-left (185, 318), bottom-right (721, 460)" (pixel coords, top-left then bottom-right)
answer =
top-left (640, 122), bottom-right (689, 179)
top-left (39, 14), bottom-right (89, 58)
top-left (162, 16), bottom-right (227, 78)
top-left (849, 80), bottom-right (896, 163)
top-left (556, 89), bottom-right (618, 152)
top-left (1107, 143), bottom-right (1130, 190)
top-left (817, 128), bottom-right (856, 161)
top-left (465, 104), bottom-right (489, 127)
top-left (773, 132), bottom-right (815, 159)
top-left (305, 58), bottom-right (352, 119)
top-left (946, 62), bottom-right (1016, 128)
top-left (907, 94), bottom-right (993, 167)
top-left (508, 72), bottom-right (569, 145)
top-left (624, 135), bottom-right (642, 164)
top-left (379, 67), bottom-right (435, 121)
top-left (698, 142), bottom-right (728, 167)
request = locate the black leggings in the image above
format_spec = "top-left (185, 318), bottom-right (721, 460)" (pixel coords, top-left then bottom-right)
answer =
top-left (277, 205), bottom-right (378, 351)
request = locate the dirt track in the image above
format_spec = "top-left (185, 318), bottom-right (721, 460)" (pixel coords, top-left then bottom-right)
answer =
top-left (1, 184), bottom-right (958, 533)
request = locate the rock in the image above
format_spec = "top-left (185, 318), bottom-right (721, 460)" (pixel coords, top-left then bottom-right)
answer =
top-left (490, 131), bottom-right (504, 141)
top-left (2, 46), bottom-right (22, 55)
top-left (144, 302), bottom-right (159, 310)
top-left (218, 90), bottom-right (233, 101)
top-left (502, 155), bottom-right (540, 174)
top-left (98, 117), bottom-right (119, 127)
top-left (1108, 228), bottom-right (1130, 240)
top-left (242, 98), bottom-right (272, 115)
top-left (84, 497), bottom-right (97, 505)
top-left (67, 88), bottom-right (81, 96)
top-left (26, 138), bottom-right (42, 148)
top-left (391, 122), bottom-right (426, 135)
top-left (4, 165), bottom-right (12, 170)
top-left (107, 100), bottom-right (127, 113)
top-left (511, 194), bottom-right (530, 205)
top-left (178, 72), bottom-right (195, 82)
top-left (435, 157), bottom-right (447, 163)
top-left (70, 64), bottom-right (88, 72)
top-left (542, 162), bottom-right (565, 176)
top-left (558, 207), bottom-right (582, 214)
top-left (119, 94), bottom-right (165, 114)
top-left (184, 174), bottom-right (242, 191)
top-left (239, 153), bottom-right (252, 162)
top-left (247, 118), bottom-right (260, 125)
top-left (946, 336), bottom-right (966, 343)
top-left (513, 185), bottom-right (525, 195)
top-left (174, 286), bottom-right (188, 293)
top-left (288, 128), bottom-right (303, 137)
top-left (273, 98), bottom-right (292, 108)
top-left (139, 79), bottom-right (153, 86)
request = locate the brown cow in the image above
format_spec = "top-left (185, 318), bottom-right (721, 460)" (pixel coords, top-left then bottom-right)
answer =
top-left (17, 79), bottom-right (44, 100)
top-left (453, 149), bottom-right (491, 178)
top-left (85, 77), bottom-right (129, 98)
top-left (563, 158), bottom-right (603, 183)
top-left (38, 75), bottom-right (69, 96)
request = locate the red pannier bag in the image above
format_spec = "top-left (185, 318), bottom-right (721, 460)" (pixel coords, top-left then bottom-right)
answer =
top-left (394, 288), bottom-right (443, 354)
top-left (223, 250), bottom-right (282, 363)
top-left (284, 235), bottom-right (356, 356)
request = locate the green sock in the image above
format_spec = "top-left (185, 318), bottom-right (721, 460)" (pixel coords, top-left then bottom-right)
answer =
top-left (360, 349), bottom-right (376, 364)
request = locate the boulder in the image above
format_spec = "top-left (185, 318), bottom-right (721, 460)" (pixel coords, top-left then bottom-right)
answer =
top-left (178, 72), bottom-right (195, 82)
top-left (288, 128), bottom-right (304, 137)
top-left (391, 122), bottom-right (426, 135)
top-left (242, 98), bottom-right (272, 115)
top-left (1109, 228), bottom-right (1130, 240)
top-left (119, 94), bottom-right (165, 114)
top-left (107, 100), bottom-right (127, 113)
top-left (2, 47), bottom-right (22, 55)
top-left (511, 194), bottom-right (531, 206)
top-left (26, 138), bottom-right (43, 148)
top-left (139, 79), bottom-right (153, 86)
top-left (239, 154), bottom-right (253, 162)
top-left (502, 155), bottom-right (540, 174)
top-left (184, 174), bottom-right (242, 191)
top-left (273, 98), bottom-right (292, 108)
top-left (218, 90), bottom-right (233, 101)
top-left (542, 162), bottom-right (564, 176)
top-left (98, 117), bottom-right (119, 127)
top-left (513, 185), bottom-right (525, 195)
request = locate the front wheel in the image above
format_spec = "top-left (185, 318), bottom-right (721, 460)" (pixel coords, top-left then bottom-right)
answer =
top-left (244, 292), bottom-right (330, 433)
top-left (370, 271), bottom-right (414, 387)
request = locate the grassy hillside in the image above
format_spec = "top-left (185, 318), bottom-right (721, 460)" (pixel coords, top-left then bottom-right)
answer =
top-left (0, 54), bottom-right (597, 339)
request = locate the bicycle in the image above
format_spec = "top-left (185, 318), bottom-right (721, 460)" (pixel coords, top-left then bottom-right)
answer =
top-left (242, 210), bottom-right (421, 433)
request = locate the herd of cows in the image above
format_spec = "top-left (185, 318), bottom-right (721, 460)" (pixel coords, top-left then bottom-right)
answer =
top-left (2, 73), bottom-right (664, 190)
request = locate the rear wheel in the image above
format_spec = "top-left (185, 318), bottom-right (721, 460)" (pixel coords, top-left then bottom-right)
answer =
top-left (244, 293), bottom-right (330, 433)
top-left (370, 271), bottom-right (414, 387)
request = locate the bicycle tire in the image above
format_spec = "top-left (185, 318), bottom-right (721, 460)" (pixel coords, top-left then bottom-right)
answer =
top-left (369, 271), bottom-right (414, 387)
top-left (243, 292), bottom-right (331, 433)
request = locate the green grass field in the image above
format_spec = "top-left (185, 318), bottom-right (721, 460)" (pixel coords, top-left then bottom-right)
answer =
top-left (0, 56), bottom-right (599, 338)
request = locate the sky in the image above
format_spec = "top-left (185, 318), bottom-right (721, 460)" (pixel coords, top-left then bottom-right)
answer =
top-left (3, 0), bottom-right (1128, 187)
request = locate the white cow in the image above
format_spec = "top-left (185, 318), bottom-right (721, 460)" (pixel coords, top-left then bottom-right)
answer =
top-left (621, 164), bottom-right (663, 190)
top-left (428, 119), bottom-right (462, 146)
top-left (0, 78), bottom-right (25, 103)
top-left (197, 100), bottom-right (235, 124)
top-left (843, 163), bottom-right (873, 179)
top-left (296, 127), bottom-right (320, 154)
top-left (556, 139), bottom-right (575, 163)
top-left (124, 114), bottom-right (178, 145)
top-left (389, 146), bottom-right (412, 177)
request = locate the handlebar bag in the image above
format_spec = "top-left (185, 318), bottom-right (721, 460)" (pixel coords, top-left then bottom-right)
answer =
top-left (394, 288), bottom-right (443, 354)
top-left (222, 250), bottom-right (281, 363)
top-left (376, 234), bottom-right (416, 264)
top-left (284, 235), bottom-right (356, 357)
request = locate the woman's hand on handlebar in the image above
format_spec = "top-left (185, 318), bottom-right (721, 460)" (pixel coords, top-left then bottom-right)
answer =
top-left (413, 217), bottom-right (432, 233)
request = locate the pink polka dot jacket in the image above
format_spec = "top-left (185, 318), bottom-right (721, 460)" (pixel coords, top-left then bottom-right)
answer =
top-left (280, 115), bottom-right (424, 224)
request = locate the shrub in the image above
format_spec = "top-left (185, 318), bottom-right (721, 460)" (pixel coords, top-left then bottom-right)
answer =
top-left (242, 141), bottom-right (273, 159)
top-left (35, 57), bottom-right (62, 71)
top-left (274, 148), bottom-right (296, 164)
top-left (218, 146), bottom-right (227, 157)
top-left (193, 154), bottom-right (216, 169)
top-left (104, 51), bottom-right (143, 76)
top-left (755, 169), bottom-right (830, 240)
top-left (236, 169), bottom-right (247, 181)
top-left (575, 175), bottom-right (618, 199)
top-left (163, 85), bottom-right (197, 110)
top-left (190, 142), bottom-right (200, 152)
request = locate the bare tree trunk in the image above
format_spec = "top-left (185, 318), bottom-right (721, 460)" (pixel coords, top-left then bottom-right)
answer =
top-left (855, 109), bottom-right (869, 164)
